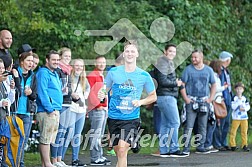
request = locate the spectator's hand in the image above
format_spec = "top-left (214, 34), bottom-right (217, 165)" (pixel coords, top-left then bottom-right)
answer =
top-left (98, 88), bottom-right (105, 101)
top-left (2, 99), bottom-right (9, 107)
top-left (49, 110), bottom-right (58, 117)
top-left (205, 98), bottom-right (212, 104)
top-left (24, 86), bottom-right (32, 96)
top-left (224, 84), bottom-right (229, 89)
top-left (10, 79), bottom-right (15, 89)
top-left (12, 69), bottom-right (19, 77)
top-left (71, 92), bottom-right (79, 100)
top-left (77, 99), bottom-right (84, 107)
top-left (132, 100), bottom-right (142, 107)
top-left (176, 78), bottom-right (182, 87)
top-left (185, 96), bottom-right (192, 104)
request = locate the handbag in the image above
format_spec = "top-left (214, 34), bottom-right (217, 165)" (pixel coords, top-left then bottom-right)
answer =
top-left (0, 107), bottom-right (7, 122)
top-left (27, 100), bottom-right (37, 114)
top-left (212, 95), bottom-right (227, 119)
top-left (70, 76), bottom-right (84, 113)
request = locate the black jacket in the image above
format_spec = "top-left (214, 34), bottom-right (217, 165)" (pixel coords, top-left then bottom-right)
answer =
top-left (0, 48), bottom-right (11, 57)
top-left (55, 68), bottom-right (72, 104)
top-left (154, 56), bottom-right (178, 97)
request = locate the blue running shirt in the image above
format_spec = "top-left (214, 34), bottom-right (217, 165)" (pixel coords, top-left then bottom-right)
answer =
top-left (105, 65), bottom-right (155, 120)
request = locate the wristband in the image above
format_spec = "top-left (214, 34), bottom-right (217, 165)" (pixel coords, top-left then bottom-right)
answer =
top-left (179, 85), bottom-right (185, 90)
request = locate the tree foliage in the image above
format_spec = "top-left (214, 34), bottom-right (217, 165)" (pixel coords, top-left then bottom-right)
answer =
top-left (1, 0), bottom-right (252, 133)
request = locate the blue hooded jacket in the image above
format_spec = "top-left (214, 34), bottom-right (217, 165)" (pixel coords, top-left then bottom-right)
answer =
top-left (16, 67), bottom-right (35, 115)
top-left (36, 66), bottom-right (63, 113)
top-left (220, 67), bottom-right (232, 106)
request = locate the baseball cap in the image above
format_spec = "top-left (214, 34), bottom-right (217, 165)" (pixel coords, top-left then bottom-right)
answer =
top-left (219, 51), bottom-right (233, 60)
top-left (17, 44), bottom-right (36, 56)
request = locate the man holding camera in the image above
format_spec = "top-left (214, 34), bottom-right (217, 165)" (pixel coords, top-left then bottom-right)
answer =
top-left (180, 50), bottom-right (216, 155)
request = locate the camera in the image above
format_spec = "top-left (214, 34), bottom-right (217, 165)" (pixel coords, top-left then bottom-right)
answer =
top-left (2, 70), bottom-right (12, 76)
top-left (192, 102), bottom-right (199, 110)
top-left (208, 110), bottom-right (216, 125)
top-left (200, 103), bottom-right (208, 113)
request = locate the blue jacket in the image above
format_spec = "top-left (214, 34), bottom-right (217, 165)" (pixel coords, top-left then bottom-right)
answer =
top-left (219, 67), bottom-right (232, 106)
top-left (16, 67), bottom-right (37, 115)
top-left (36, 66), bottom-right (63, 113)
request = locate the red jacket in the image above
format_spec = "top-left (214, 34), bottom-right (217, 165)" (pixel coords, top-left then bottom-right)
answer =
top-left (87, 69), bottom-right (107, 111)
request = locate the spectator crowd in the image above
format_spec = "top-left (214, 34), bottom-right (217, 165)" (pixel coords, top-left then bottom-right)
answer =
top-left (0, 29), bottom-right (250, 167)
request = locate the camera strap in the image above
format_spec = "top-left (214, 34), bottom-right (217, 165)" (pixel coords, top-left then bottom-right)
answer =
top-left (0, 83), bottom-right (7, 99)
top-left (74, 76), bottom-right (80, 93)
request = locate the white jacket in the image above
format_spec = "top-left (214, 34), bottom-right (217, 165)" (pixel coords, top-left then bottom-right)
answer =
top-left (231, 95), bottom-right (250, 120)
top-left (70, 78), bottom-right (90, 113)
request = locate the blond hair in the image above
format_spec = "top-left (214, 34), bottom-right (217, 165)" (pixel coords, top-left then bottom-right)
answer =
top-left (58, 47), bottom-right (71, 57)
top-left (70, 59), bottom-right (87, 92)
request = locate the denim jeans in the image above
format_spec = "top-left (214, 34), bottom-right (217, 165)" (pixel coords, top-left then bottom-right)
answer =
top-left (88, 109), bottom-right (107, 162)
top-left (204, 121), bottom-right (216, 148)
top-left (62, 112), bottom-right (86, 160)
top-left (157, 96), bottom-right (180, 154)
top-left (183, 103), bottom-right (209, 152)
top-left (51, 107), bottom-right (68, 158)
top-left (213, 105), bottom-right (232, 148)
top-left (153, 104), bottom-right (161, 135)
top-left (17, 114), bottom-right (33, 167)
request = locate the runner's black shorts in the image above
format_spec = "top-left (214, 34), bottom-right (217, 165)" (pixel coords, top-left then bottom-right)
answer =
top-left (107, 118), bottom-right (141, 146)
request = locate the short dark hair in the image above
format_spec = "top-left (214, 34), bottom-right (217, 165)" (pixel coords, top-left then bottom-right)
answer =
top-left (95, 55), bottom-right (105, 60)
top-left (192, 49), bottom-right (203, 54)
top-left (235, 82), bottom-right (245, 89)
top-left (164, 44), bottom-right (176, 51)
top-left (46, 50), bottom-right (59, 59)
top-left (0, 55), bottom-right (12, 69)
top-left (124, 40), bottom-right (138, 50)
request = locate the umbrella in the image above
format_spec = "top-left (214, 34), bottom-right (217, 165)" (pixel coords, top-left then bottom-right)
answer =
top-left (3, 116), bottom-right (24, 167)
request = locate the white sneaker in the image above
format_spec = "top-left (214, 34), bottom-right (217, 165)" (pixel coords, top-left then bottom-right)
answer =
top-left (206, 146), bottom-right (219, 153)
top-left (59, 161), bottom-right (70, 167)
top-left (90, 158), bottom-right (106, 166)
top-left (101, 157), bottom-right (111, 165)
top-left (53, 162), bottom-right (64, 167)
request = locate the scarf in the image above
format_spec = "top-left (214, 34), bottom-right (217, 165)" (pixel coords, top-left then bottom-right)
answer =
top-left (59, 61), bottom-right (72, 75)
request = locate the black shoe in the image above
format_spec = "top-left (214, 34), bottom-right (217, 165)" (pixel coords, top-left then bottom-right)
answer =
top-left (160, 153), bottom-right (170, 158)
top-left (231, 146), bottom-right (238, 151)
top-left (219, 146), bottom-right (231, 151)
top-left (72, 159), bottom-right (86, 166)
top-left (131, 141), bottom-right (141, 153)
top-left (170, 150), bottom-right (189, 158)
top-left (243, 146), bottom-right (250, 152)
top-left (224, 146), bottom-right (231, 151)
top-left (90, 159), bottom-right (106, 166)
top-left (195, 148), bottom-right (211, 154)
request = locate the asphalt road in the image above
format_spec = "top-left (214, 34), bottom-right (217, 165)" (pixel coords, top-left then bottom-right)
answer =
top-left (62, 150), bottom-right (252, 167)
